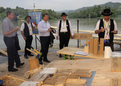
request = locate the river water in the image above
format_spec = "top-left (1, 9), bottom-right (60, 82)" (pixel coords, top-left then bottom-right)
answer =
top-left (0, 17), bottom-right (121, 49)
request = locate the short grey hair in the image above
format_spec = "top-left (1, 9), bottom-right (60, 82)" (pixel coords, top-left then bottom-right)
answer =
top-left (6, 10), bottom-right (14, 16)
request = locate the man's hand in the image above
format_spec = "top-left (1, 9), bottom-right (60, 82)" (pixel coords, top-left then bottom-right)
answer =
top-left (48, 28), bottom-right (52, 32)
top-left (71, 35), bottom-right (74, 39)
top-left (14, 28), bottom-right (19, 31)
top-left (23, 36), bottom-right (26, 40)
top-left (111, 30), bottom-right (117, 34)
top-left (101, 28), bottom-right (105, 32)
top-left (56, 36), bottom-right (58, 40)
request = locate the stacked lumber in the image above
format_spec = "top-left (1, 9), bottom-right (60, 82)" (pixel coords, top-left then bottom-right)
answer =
top-left (0, 74), bottom-right (26, 86)
top-left (24, 65), bottom-right (44, 79)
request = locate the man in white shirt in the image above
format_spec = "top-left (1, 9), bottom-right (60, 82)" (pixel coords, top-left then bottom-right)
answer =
top-left (56, 12), bottom-right (74, 57)
top-left (38, 13), bottom-right (52, 64)
top-left (21, 16), bottom-right (35, 59)
top-left (95, 9), bottom-right (118, 51)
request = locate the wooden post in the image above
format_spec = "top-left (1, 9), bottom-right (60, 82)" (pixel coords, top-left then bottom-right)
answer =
top-left (93, 38), bottom-right (98, 55)
top-left (100, 38), bottom-right (104, 55)
top-left (29, 57), bottom-right (39, 70)
top-left (89, 38), bottom-right (94, 54)
top-left (77, 20), bottom-right (79, 48)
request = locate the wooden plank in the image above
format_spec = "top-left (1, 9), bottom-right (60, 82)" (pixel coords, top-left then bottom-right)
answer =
top-left (24, 65), bottom-right (44, 79)
top-left (66, 78), bottom-right (87, 85)
top-left (40, 68), bottom-right (58, 75)
top-left (67, 76), bottom-right (80, 79)
top-left (100, 38), bottom-right (104, 55)
top-left (110, 78), bottom-right (121, 86)
top-left (74, 33), bottom-right (92, 40)
top-left (29, 57), bottom-right (39, 70)
top-left (111, 58), bottom-right (121, 72)
top-left (0, 49), bottom-right (8, 56)
top-left (65, 83), bottom-right (86, 86)
top-left (93, 38), bottom-right (98, 56)
top-left (72, 69), bottom-right (92, 78)
top-left (89, 38), bottom-right (94, 54)
top-left (55, 76), bottom-right (67, 86)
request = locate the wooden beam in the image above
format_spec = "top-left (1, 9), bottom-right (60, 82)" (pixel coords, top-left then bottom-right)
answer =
top-left (0, 49), bottom-right (8, 56)
top-left (89, 38), bottom-right (94, 54)
top-left (55, 76), bottom-right (67, 86)
top-left (74, 33), bottom-right (92, 40)
top-left (111, 58), bottom-right (121, 72)
top-left (66, 79), bottom-right (87, 85)
top-left (110, 78), bottom-right (121, 86)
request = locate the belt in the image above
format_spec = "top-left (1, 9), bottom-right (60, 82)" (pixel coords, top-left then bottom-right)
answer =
top-left (60, 32), bottom-right (68, 34)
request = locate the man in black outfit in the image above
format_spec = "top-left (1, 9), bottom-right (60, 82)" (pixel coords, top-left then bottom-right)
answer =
top-left (21, 16), bottom-right (35, 59)
top-left (56, 12), bottom-right (74, 57)
top-left (38, 13), bottom-right (52, 64)
top-left (2, 10), bottom-right (24, 72)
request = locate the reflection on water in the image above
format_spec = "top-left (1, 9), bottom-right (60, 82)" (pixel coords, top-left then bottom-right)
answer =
top-left (0, 17), bottom-right (121, 49)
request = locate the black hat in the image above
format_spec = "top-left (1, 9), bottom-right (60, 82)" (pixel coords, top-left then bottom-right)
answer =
top-left (25, 15), bottom-right (31, 20)
top-left (102, 9), bottom-right (113, 16)
top-left (61, 12), bottom-right (67, 16)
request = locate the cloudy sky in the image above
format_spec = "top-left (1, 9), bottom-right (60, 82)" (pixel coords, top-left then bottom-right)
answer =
top-left (0, 0), bottom-right (121, 11)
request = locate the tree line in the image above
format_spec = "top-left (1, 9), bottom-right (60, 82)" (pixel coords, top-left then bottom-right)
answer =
top-left (68, 6), bottom-right (119, 18)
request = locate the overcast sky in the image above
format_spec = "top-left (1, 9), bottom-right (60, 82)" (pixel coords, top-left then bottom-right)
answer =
top-left (0, 0), bottom-right (121, 11)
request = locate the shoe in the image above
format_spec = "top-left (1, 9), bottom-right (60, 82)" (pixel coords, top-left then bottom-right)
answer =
top-left (24, 55), bottom-right (28, 59)
top-left (16, 62), bottom-right (25, 68)
top-left (28, 54), bottom-right (34, 56)
top-left (39, 61), bottom-right (43, 65)
top-left (59, 54), bottom-right (62, 58)
top-left (8, 68), bottom-right (18, 72)
top-left (43, 59), bottom-right (51, 63)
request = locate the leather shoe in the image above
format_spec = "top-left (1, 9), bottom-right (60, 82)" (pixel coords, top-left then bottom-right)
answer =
top-left (16, 62), bottom-right (25, 68)
top-left (8, 68), bottom-right (18, 72)
top-left (43, 60), bottom-right (51, 63)
top-left (39, 61), bottom-right (43, 65)
top-left (24, 55), bottom-right (28, 59)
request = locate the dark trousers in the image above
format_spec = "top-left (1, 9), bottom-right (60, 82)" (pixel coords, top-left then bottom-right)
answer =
top-left (25, 35), bottom-right (33, 55)
top-left (59, 32), bottom-right (70, 49)
top-left (104, 42), bottom-right (114, 52)
top-left (4, 36), bottom-right (21, 69)
top-left (39, 36), bottom-right (50, 61)
top-left (15, 34), bottom-right (21, 50)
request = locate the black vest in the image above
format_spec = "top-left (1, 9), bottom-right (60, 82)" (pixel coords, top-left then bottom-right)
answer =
top-left (59, 20), bottom-right (70, 36)
top-left (99, 19), bottom-right (114, 42)
top-left (23, 22), bottom-right (33, 37)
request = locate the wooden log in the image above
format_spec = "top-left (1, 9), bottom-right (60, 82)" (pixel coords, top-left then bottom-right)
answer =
top-left (93, 38), bottom-right (98, 55)
top-left (111, 58), bottom-right (121, 72)
top-left (29, 57), bottom-right (39, 70)
top-left (0, 74), bottom-right (26, 86)
top-left (110, 78), bottom-right (121, 86)
top-left (24, 65), bottom-right (44, 79)
top-left (0, 49), bottom-right (8, 56)
top-left (55, 76), bottom-right (67, 86)
top-left (100, 38), bottom-right (104, 55)
top-left (89, 38), bottom-right (94, 54)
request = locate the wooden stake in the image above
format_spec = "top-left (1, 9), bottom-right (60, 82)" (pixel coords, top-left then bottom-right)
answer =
top-left (100, 38), bottom-right (104, 55)
top-left (93, 38), bottom-right (98, 55)
top-left (89, 38), bottom-right (94, 54)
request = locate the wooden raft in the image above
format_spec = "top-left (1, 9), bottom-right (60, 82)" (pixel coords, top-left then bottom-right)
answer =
top-left (111, 57), bottom-right (121, 72)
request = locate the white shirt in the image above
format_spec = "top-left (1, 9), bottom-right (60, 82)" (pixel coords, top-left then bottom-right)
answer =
top-left (95, 19), bottom-right (117, 40)
top-left (38, 20), bottom-right (51, 36)
top-left (21, 22), bottom-right (35, 35)
top-left (56, 20), bottom-right (74, 36)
